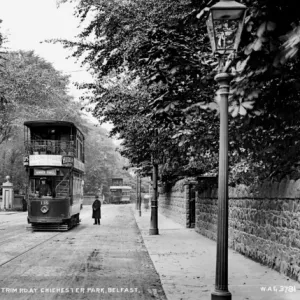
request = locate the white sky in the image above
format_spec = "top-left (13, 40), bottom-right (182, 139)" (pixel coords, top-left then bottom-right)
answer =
top-left (0, 0), bottom-right (92, 97)
top-left (0, 0), bottom-right (113, 130)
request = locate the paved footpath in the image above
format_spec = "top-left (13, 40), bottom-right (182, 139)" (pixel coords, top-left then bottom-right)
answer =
top-left (132, 205), bottom-right (300, 300)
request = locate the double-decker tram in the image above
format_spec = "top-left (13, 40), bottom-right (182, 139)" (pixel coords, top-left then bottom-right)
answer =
top-left (23, 120), bottom-right (85, 231)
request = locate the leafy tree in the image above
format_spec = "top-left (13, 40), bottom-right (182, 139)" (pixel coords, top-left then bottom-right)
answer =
top-left (53, 0), bottom-right (214, 184)
top-left (83, 122), bottom-right (130, 195)
top-left (0, 49), bottom-right (79, 187)
top-left (221, 0), bottom-right (300, 183)
top-left (0, 46), bottom-right (132, 193)
top-left (54, 0), bottom-right (300, 186)
top-left (1, 51), bottom-right (74, 121)
top-left (0, 19), bottom-right (12, 145)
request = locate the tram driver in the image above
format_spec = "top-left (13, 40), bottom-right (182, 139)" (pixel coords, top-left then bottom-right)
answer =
top-left (36, 178), bottom-right (52, 197)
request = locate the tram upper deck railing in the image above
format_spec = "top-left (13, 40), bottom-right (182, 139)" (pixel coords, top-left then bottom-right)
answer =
top-left (25, 140), bottom-right (75, 156)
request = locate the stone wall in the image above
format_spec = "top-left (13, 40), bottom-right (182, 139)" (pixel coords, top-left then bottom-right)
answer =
top-left (196, 179), bottom-right (300, 282)
top-left (158, 180), bottom-right (190, 227)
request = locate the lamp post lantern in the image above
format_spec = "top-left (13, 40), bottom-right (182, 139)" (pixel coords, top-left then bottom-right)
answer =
top-left (206, 1), bottom-right (247, 300)
top-left (207, 0), bottom-right (247, 56)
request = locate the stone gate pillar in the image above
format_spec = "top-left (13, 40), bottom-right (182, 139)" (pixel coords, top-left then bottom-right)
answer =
top-left (1, 176), bottom-right (14, 210)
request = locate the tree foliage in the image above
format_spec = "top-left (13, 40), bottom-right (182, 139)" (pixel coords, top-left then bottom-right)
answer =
top-left (0, 49), bottom-right (128, 192)
top-left (0, 49), bottom-right (79, 189)
top-left (54, 0), bottom-right (300, 185)
top-left (0, 19), bottom-right (11, 145)
top-left (83, 122), bottom-right (134, 196)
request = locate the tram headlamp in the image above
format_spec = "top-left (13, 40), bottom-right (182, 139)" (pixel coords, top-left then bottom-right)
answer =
top-left (41, 206), bottom-right (49, 214)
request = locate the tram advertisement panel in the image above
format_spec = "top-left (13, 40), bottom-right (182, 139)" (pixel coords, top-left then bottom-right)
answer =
top-left (30, 155), bottom-right (62, 166)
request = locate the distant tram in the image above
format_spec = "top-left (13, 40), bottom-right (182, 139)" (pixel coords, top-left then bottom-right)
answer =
top-left (109, 178), bottom-right (132, 204)
top-left (23, 120), bottom-right (85, 231)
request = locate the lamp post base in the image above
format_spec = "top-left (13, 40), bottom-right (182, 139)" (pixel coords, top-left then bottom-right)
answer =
top-left (211, 290), bottom-right (232, 300)
top-left (149, 228), bottom-right (159, 235)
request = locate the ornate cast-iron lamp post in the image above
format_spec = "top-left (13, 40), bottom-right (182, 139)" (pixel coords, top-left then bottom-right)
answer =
top-left (149, 128), bottom-right (159, 235)
top-left (149, 154), bottom-right (159, 235)
top-left (136, 174), bottom-right (139, 210)
top-left (139, 176), bottom-right (142, 216)
top-left (206, 1), bottom-right (247, 299)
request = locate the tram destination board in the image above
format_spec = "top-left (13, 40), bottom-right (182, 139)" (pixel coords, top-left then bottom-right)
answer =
top-left (34, 169), bottom-right (57, 176)
top-left (62, 156), bottom-right (74, 167)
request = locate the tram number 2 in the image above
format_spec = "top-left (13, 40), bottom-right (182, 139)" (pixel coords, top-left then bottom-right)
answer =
top-left (41, 200), bottom-right (49, 205)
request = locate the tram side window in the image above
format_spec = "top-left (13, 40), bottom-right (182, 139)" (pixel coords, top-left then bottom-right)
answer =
top-left (29, 179), bottom-right (35, 196)
top-left (80, 142), bottom-right (84, 162)
top-left (61, 134), bottom-right (69, 155)
top-left (73, 173), bottom-right (83, 197)
top-left (76, 139), bottom-right (79, 159)
top-left (75, 135), bottom-right (84, 162)
top-left (73, 177), bottom-right (78, 196)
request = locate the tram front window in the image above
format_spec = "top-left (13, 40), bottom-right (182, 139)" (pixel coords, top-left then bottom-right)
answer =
top-left (36, 178), bottom-right (52, 197)
top-left (29, 170), bottom-right (70, 199)
top-left (29, 177), bottom-right (56, 198)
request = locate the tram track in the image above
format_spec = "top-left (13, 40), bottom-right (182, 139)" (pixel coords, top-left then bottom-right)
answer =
top-left (0, 222), bottom-right (82, 268)
top-left (0, 231), bottom-right (62, 267)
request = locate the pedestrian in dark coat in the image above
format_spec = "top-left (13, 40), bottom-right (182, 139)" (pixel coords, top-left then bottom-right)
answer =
top-left (92, 195), bottom-right (101, 225)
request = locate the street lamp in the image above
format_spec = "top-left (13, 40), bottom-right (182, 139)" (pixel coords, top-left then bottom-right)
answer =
top-left (206, 1), bottom-right (247, 300)
top-left (136, 174), bottom-right (139, 210)
top-left (149, 154), bottom-right (159, 235)
top-left (139, 176), bottom-right (142, 217)
top-left (149, 129), bottom-right (159, 235)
